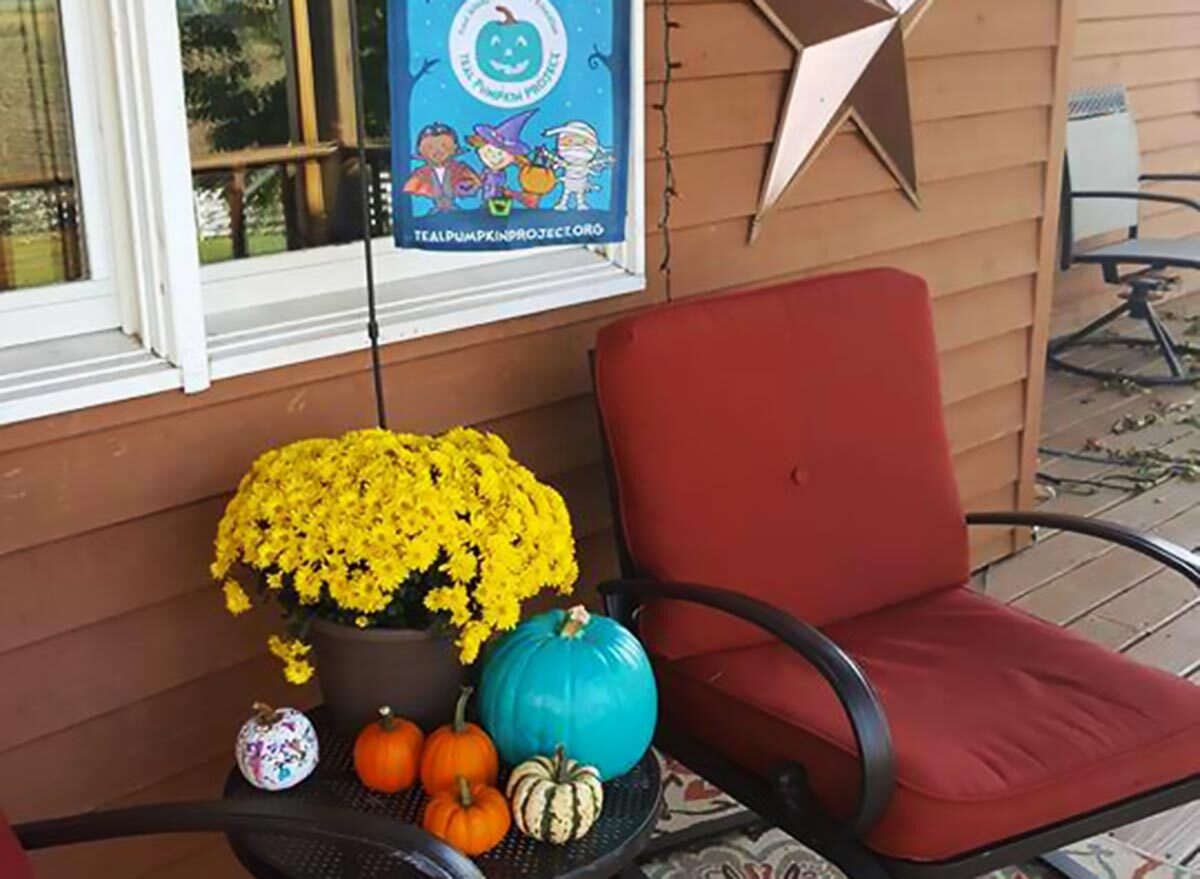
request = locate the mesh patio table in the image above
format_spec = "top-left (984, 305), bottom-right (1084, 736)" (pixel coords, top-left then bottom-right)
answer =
top-left (223, 708), bottom-right (663, 879)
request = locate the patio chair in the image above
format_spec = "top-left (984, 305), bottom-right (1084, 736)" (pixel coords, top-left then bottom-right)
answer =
top-left (4, 799), bottom-right (481, 879)
top-left (1052, 83), bottom-right (1200, 385)
top-left (592, 268), bottom-right (1200, 879)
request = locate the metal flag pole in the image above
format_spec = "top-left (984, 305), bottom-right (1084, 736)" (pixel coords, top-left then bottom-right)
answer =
top-left (348, 0), bottom-right (389, 429)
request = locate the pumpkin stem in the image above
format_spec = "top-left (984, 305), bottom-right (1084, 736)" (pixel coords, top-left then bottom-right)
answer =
top-left (495, 5), bottom-right (516, 25)
top-left (560, 605), bottom-right (591, 639)
top-left (456, 775), bottom-right (474, 808)
top-left (252, 702), bottom-right (277, 727)
top-left (453, 686), bottom-right (473, 734)
top-left (553, 743), bottom-right (569, 783)
top-left (378, 706), bottom-right (396, 732)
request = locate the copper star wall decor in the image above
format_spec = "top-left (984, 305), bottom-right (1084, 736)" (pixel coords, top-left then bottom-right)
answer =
top-left (749, 0), bottom-right (936, 242)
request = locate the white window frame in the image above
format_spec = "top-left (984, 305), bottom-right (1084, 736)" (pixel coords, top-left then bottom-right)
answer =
top-left (1, 0), bottom-right (645, 425)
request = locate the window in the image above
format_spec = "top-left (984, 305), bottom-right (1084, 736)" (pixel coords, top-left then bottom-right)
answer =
top-left (0, 0), bottom-right (123, 348)
top-left (0, 0), bottom-right (83, 289)
top-left (1, 0), bottom-right (644, 424)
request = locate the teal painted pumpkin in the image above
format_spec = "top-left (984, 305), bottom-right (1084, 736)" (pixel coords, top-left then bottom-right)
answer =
top-left (479, 606), bottom-right (656, 781)
top-left (476, 6), bottom-right (543, 83)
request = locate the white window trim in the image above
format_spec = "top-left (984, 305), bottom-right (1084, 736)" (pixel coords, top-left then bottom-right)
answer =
top-left (0, 0), bottom-right (646, 426)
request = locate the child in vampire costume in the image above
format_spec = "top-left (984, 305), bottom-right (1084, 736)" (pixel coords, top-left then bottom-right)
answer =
top-left (403, 123), bottom-right (481, 213)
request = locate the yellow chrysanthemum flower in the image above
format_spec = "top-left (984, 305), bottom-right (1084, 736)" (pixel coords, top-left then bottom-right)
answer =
top-left (213, 428), bottom-right (578, 683)
top-left (223, 580), bottom-right (252, 616)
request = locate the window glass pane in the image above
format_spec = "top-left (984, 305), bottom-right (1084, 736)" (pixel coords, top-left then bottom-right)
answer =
top-left (0, 0), bottom-right (86, 292)
top-left (177, 0), bottom-right (391, 265)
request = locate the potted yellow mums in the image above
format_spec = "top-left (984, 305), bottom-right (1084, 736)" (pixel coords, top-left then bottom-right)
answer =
top-left (212, 427), bottom-right (578, 731)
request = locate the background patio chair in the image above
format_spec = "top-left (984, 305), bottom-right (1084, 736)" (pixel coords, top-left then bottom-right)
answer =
top-left (4, 799), bottom-right (482, 878)
top-left (591, 268), bottom-right (1200, 879)
top-left (1053, 83), bottom-right (1200, 385)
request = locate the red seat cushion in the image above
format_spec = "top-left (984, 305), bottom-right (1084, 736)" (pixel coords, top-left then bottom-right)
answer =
top-left (0, 812), bottom-right (33, 879)
top-left (595, 269), bottom-right (969, 659)
top-left (656, 587), bottom-right (1200, 862)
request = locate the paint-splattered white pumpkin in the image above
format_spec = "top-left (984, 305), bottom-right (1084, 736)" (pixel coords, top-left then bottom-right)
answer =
top-left (506, 746), bottom-right (604, 844)
top-left (235, 703), bottom-right (319, 792)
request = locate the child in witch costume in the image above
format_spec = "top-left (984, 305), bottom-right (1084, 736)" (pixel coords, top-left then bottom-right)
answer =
top-left (468, 109), bottom-right (540, 218)
top-left (403, 123), bottom-right (481, 214)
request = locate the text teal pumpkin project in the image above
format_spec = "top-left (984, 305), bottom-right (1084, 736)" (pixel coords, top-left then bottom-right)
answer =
top-left (478, 606), bottom-right (656, 780)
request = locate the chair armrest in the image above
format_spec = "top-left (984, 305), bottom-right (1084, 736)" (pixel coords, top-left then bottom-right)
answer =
top-left (1140, 173), bottom-right (1200, 183)
top-left (968, 511), bottom-right (1200, 586)
top-left (1072, 190), bottom-right (1200, 212)
top-left (14, 799), bottom-right (481, 879)
top-left (598, 578), bottom-right (895, 837)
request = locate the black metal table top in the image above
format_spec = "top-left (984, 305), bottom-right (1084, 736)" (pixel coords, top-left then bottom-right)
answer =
top-left (223, 708), bottom-right (662, 879)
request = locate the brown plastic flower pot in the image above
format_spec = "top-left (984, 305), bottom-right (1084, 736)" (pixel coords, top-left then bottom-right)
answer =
top-left (309, 618), bottom-right (466, 733)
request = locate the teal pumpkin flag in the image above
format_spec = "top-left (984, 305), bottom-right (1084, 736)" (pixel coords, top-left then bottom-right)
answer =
top-left (388, 0), bottom-right (632, 250)
top-left (478, 606), bottom-right (657, 781)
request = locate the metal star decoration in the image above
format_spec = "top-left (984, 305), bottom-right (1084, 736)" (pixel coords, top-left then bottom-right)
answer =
top-left (749, 0), bottom-right (936, 241)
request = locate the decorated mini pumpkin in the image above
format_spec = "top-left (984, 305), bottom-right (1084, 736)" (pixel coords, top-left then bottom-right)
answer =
top-left (420, 686), bottom-right (499, 795)
top-left (479, 606), bottom-right (657, 780)
top-left (353, 706), bottom-right (424, 793)
top-left (235, 703), bottom-right (319, 792)
top-left (423, 776), bottom-right (512, 856)
top-left (507, 746), bottom-right (603, 844)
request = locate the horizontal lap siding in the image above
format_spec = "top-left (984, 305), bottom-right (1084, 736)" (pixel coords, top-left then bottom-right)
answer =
top-left (1, 2), bottom-right (1065, 876)
top-left (1053, 0), bottom-right (1200, 334)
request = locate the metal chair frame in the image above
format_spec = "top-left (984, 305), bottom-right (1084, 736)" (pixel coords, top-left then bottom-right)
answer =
top-left (13, 799), bottom-right (483, 879)
top-left (1054, 84), bottom-right (1200, 386)
top-left (590, 356), bottom-right (1200, 879)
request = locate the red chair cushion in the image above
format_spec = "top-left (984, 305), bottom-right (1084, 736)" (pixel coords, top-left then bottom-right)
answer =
top-left (595, 269), bottom-right (969, 659)
top-left (0, 812), bottom-right (34, 879)
top-left (656, 587), bottom-right (1200, 862)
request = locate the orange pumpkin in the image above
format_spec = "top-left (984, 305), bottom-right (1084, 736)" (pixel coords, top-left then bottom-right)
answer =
top-left (422, 775), bottom-right (511, 856)
top-left (353, 706), bottom-right (424, 793)
top-left (519, 161), bottom-right (557, 197)
top-left (420, 686), bottom-right (499, 795)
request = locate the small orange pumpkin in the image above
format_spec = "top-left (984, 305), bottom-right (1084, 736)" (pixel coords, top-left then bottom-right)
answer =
top-left (519, 161), bottom-right (557, 197)
top-left (353, 706), bottom-right (424, 793)
top-left (423, 775), bottom-right (511, 856)
top-left (420, 686), bottom-right (499, 795)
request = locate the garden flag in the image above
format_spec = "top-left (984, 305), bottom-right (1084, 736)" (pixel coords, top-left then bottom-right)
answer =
top-left (389, 0), bottom-right (632, 251)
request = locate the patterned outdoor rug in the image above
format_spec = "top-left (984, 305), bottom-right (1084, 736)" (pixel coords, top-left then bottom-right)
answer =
top-left (642, 754), bottom-right (1199, 879)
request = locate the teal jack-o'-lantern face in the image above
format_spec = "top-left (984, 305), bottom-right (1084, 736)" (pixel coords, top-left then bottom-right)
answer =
top-left (476, 6), bottom-right (543, 82)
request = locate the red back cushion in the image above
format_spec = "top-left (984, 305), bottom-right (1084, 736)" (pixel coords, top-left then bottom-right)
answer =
top-left (0, 812), bottom-right (34, 879)
top-left (595, 269), bottom-right (969, 659)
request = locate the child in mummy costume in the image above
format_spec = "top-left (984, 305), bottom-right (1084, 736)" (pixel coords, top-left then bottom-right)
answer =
top-left (543, 121), bottom-right (615, 212)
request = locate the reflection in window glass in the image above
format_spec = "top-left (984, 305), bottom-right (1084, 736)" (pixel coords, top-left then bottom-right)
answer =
top-left (177, 0), bottom-right (391, 265)
top-left (0, 0), bottom-right (85, 292)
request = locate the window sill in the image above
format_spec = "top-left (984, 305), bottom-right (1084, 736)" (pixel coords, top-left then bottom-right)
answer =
top-left (0, 332), bottom-right (183, 427)
top-left (0, 248), bottom-right (645, 427)
top-left (204, 247), bottom-right (645, 381)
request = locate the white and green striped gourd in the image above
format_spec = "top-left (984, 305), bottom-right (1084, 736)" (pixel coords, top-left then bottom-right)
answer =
top-left (506, 745), bottom-right (604, 844)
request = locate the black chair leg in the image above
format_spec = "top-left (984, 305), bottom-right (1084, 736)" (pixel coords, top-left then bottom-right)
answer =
top-left (1047, 283), bottom-right (1200, 386)
top-left (773, 765), bottom-right (894, 879)
top-left (1145, 305), bottom-right (1188, 378)
top-left (1048, 300), bottom-right (1130, 355)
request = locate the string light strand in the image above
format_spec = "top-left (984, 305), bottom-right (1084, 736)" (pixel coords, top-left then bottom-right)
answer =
top-left (653, 0), bottom-right (681, 300)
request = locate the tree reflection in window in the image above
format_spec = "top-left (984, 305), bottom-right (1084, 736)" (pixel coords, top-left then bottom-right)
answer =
top-left (177, 0), bottom-right (392, 264)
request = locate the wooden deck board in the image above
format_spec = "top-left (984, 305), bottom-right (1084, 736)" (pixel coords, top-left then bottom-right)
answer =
top-left (985, 293), bottom-right (1200, 866)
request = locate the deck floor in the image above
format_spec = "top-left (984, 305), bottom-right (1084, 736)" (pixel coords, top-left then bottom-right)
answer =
top-left (982, 291), bottom-right (1200, 866)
